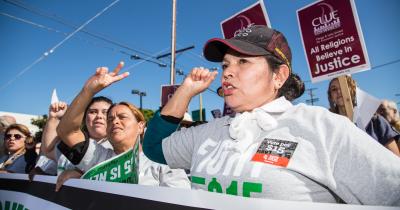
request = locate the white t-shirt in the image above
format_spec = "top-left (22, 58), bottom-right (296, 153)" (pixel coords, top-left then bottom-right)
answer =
top-left (34, 138), bottom-right (114, 175)
top-left (34, 155), bottom-right (57, 175)
top-left (162, 97), bottom-right (400, 205)
top-left (76, 139), bottom-right (190, 188)
top-left (56, 138), bottom-right (113, 175)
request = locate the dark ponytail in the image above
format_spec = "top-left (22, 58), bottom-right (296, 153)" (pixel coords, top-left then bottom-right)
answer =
top-left (265, 55), bottom-right (304, 101)
top-left (279, 73), bottom-right (304, 101)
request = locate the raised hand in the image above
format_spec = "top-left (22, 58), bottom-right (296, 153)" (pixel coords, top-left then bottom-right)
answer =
top-left (49, 101), bottom-right (68, 119)
top-left (83, 61), bottom-right (129, 95)
top-left (182, 67), bottom-right (218, 97)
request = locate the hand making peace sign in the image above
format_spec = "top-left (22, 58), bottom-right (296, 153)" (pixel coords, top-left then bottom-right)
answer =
top-left (83, 61), bottom-right (129, 95)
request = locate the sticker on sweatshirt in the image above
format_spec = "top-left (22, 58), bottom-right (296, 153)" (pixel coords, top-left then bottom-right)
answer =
top-left (251, 138), bottom-right (298, 167)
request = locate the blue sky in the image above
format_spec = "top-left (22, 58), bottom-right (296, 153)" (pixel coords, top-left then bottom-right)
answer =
top-left (0, 0), bottom-right (399, 120)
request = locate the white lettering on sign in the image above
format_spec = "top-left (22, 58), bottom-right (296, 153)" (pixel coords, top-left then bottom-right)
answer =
top-left (314, 54), bottom-right (361, 75)
top-left (110, 165), bottom-right (121, 180)
top-left (312, 3), bottom-right (341, 35)
top-left (91, 171), bottom-right (107, 181)
top-left (124, 159), bottom-right (132, 175)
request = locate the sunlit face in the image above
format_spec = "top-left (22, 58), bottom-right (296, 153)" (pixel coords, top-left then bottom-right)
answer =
top-left (4, 129), bottom-right (26, 154)
top-left (106, 105), bottom-right (144, 150)
top-left (221, 50), bottom-right (277, 112)
top-left (378, 101), bottom-right (397, 123)
top-left (85, 101), bottom-right (111, 140)
top-left (329, 79), bottom-right (344, 106)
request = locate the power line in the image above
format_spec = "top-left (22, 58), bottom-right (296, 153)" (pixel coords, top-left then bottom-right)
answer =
top-left (371, 58), bottom-right (400, 70)
top-left (3, 0), bottom-right (159, 62)
top-left (156, 45), bottom-right (195, 59)
top-left (124, 47), bottom-right (171, 72)
top-left (0, 12), bottom-right (63, 34)
top-left (0, 12), bottom-right (168, 67)
top-left (0, 12), bottom-right (109, 50)
top-left (176, 43), bottom-right (211, 66)
top-left (173, 43), bottom-right (221, 93)
top-left (46, 0), bottom-right (120, 55)
top-left (0, 0), bottom-right (120, 92)
top-left (0, 55), bottom-right (46, 91)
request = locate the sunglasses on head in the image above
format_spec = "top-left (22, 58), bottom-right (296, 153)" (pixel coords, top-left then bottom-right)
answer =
top-left (5, 133), bottom-right (25, 140)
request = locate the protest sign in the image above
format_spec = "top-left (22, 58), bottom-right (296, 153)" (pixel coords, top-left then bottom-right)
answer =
top-left (51, 88), bottom-right (59, 104)
top-left (297, 0), bottom-right (370, 83)
top-left (81, 141), bottom-right (139, 184)
top-left (160, 84), bottom-right (180, 108)
top-left (353, 87), bottom-right (382, 130)
top-left (221, 0), bottom-right (270, 38)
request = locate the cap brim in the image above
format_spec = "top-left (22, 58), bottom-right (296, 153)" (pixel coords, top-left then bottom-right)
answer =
top-left (203, 38), bottom-right (271, 62)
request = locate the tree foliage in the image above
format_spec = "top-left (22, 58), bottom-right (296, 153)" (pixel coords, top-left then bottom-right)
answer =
top-left (141, 109), bottom-right (155, 122)
top-left (31, 114), bottom-right (48, 143)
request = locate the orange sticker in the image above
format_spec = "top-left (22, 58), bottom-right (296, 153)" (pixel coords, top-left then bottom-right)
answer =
top-left (251, 138), bottom-right (297, 167)
top-left (252, 153), bottom-right (290, 167)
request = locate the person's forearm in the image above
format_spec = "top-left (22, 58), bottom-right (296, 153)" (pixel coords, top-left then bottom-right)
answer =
top-left (41, 117), bottom-right (60, 155)
top-left (385, 139), bottom-right (400, 157)
top-left (142, 111), bottom-right (180, 164)
top-left (57, 88), bottom-right (93, 147)
top-left (161, 85), bottom-right (194, 118)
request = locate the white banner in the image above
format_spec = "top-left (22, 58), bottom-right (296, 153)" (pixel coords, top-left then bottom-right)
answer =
top-left (0, 174), bottom-right (397, 210)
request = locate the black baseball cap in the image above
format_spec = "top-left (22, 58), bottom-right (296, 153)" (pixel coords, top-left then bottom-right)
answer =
top-left (203, 25), bottom-right (292, 72)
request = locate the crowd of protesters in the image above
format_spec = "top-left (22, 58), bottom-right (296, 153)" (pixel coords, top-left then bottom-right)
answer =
top-left (1, 25), bottom-right (399, 206)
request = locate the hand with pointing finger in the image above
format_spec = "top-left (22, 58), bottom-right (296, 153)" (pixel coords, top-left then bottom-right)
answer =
top-left (49, 101), bottom-right (68, 120)
top-left (83, 61), bottom-right (129, 95)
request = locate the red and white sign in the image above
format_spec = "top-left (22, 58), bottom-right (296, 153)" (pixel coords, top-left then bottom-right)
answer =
top-left (160, 85), bottom-right (180, 108)
top-left (220, 0), bottom-right (270, 39)
top-left (297, 0), bottom-right (370, 83)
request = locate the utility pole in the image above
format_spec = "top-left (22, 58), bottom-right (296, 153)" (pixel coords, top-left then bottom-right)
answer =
top-left (305, 88), bottom-right (319, 105)
top-left (170, 0), bottom-right (177, 85)
top-left (199, 93), bottom-right (203, 121)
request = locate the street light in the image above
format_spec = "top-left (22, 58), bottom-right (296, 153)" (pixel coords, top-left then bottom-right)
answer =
top-left (131, 89), bottom-right (146, 110)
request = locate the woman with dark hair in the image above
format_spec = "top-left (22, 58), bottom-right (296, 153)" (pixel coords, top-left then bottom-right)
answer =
top-left (55, 63), bottom-right (190, 190)
top-left (28, 96), bottom-right (115, 186)
top-left (37, 96), bottom-right (114, 173)
top-left (327, 76), bottom-right (400, 156)
top-left (0, 124), bottom-right (37, 173)
top-left (141, 25), bottom-right (400, 205)
top-left (81, 96), bottom-right (113, 144)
